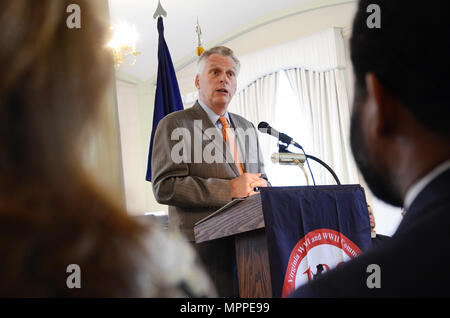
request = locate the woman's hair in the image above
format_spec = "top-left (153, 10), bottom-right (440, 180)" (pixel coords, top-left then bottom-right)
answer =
top-left (0, 1), bottom-right (113, 183)
top-left (0, 0), bottom-right (153, 297)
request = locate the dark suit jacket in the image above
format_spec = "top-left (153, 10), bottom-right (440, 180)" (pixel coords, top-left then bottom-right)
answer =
top-left (371, 233), bottom-right (390, 249)
top-left (290, 168), bottom-right (450, 297)
top-left (151, 101), bottom-right (268, 241)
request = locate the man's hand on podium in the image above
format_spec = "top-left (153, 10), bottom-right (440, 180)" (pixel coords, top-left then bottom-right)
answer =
top-left (230, 173), bottom-right (268, 199)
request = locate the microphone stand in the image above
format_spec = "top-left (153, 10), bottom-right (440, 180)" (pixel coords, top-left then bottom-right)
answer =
top-left (293, 158), bottom-right (310, 185)
top-left (278, 142), bottom-right (341, 185)
top-left (303, 154), bottom-right (341, 185)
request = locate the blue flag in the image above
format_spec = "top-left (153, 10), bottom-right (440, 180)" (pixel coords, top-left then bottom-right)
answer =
top-left (260, 185), bottom-right (372, 297)
top-left (146, 17), bottom-right (183, 182)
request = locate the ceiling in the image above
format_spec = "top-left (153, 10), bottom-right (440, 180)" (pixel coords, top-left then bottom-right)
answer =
top-left (177, 2), bottom-right (357, 95)
top-left (108, 0), bottom-right (327, 82)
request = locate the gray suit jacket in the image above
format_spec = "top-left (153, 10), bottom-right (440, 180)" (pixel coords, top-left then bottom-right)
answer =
top-left (151, 102), bottom-right (268, 241)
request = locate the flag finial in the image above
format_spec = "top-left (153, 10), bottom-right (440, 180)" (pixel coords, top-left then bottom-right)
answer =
top-left (196, 17), bottom-right (205, 56)
top-left (153, 0), bottom-right (167, 19)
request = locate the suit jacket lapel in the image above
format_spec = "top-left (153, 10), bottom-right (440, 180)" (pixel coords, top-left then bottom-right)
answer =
top-left (192, 102), bottom-right (240, 176)
top-left (395, 168), bottom-right (450, 236)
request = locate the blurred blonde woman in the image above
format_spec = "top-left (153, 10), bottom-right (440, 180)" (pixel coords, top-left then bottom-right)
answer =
top-left (0, 0), bottom-right (215, 297)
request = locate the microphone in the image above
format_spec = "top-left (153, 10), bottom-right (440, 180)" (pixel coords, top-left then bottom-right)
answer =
top-left (271, 152), bottom-right (306, 165)
top-left (257, 122), bottom-right (303, 149)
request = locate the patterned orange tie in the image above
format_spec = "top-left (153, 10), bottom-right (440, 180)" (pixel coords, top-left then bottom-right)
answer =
top-left (219, 116), bottom-right (244, 175)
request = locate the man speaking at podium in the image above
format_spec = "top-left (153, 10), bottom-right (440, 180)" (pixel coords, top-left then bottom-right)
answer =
top-left (151, 46), bottom-right (268, 296)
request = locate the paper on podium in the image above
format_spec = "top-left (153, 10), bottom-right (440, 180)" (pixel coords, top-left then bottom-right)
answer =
top-left (194, 197), bottom-right (245, 226)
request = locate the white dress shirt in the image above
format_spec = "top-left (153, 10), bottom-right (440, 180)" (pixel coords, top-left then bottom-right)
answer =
top-left (198, 99), bottom-right (232, 130)
top-left (403, 159), bottom-right (450, 211)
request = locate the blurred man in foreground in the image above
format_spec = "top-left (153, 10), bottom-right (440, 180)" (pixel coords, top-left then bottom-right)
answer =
top-left (291, 0), bottom-right (450, 297)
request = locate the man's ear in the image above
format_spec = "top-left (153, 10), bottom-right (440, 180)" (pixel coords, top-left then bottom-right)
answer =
top-left (195, 74), bottom-right (200, 89)
top-left (365, 73), bottom-right (398, 136)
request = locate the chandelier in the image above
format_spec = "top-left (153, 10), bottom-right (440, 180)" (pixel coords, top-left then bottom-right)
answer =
top-left (107, 22), bottom-right (141, 69)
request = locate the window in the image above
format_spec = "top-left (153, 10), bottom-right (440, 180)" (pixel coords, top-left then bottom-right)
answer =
top-left (265, 71), bottom-right (315, 186)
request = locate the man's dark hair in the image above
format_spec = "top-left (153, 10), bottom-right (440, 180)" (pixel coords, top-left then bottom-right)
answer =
top-left (350, 0), bottom-right (450, 137)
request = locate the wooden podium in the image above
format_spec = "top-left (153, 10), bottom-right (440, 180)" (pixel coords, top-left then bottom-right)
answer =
top-left (194, 193), bottom-right (272, 298)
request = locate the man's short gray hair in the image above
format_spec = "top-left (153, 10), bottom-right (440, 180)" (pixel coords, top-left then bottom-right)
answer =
top-left (197, 46), bottom-right (241, 75)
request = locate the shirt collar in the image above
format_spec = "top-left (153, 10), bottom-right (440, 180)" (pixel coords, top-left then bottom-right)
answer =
top-left (198, 99), bottom-right (230, 126)
top-left (403, 159), bottom-right (450, 211)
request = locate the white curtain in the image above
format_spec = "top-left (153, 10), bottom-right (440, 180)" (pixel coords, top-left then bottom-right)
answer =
top-left (228, 72), bottom-right (278, 175)
top-left (285, 68), bottom-right (361, 185)
top-left (236, 28), bottom-right (347, 91)
top-left (227, 27), bottom-right (364, 186)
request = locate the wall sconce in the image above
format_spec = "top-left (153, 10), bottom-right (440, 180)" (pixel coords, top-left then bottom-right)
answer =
top-left (107, 22), bottom-right (141, 69)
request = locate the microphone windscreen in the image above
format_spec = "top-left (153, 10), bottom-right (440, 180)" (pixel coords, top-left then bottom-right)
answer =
top-left (258, 121), bottom-right (270, 130)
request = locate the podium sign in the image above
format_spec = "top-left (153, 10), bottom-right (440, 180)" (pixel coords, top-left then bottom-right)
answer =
top-left (260, 185), bottom-right (372, 297)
